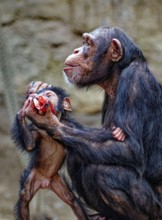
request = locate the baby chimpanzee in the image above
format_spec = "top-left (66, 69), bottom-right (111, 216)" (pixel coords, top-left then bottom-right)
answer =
top-left (11, 86), bottom-right (90, 220)
top-left (12, 85), bottom-right (124, 220)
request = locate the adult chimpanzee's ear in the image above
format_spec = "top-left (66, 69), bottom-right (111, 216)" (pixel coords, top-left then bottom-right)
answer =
top-left (109, 38), bottom-right (123, 62)
top-left (63, 97), bottom-right (72, 112)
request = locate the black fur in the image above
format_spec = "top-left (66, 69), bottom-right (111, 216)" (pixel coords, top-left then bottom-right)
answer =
top-left (34, 27), bottom-right (162, 219)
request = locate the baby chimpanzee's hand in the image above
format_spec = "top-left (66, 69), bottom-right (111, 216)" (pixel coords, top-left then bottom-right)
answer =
top-left (112, 127), bottom-right (126, 142)
top-left (26, 81), bottom-right (50, 96)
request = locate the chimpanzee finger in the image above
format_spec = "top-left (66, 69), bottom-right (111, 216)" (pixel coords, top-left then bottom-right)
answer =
top-left (112, 127), bottom-right (126, 142)
top-left (25, 98), bottom-right (36, 118)
top-left (27, 81), bottom-right (49, 95)
top-left (26, 81), bottom-right (39, 95)
top-left (121, 133), bottom-right (126, 142)
top-left (29, 81), bottom-right (44, 94)
top-left (44, 102), bottom-right (60, 125)
top-left (112, 127), bottom-right (121, 136)
top-left (21, 96), bottom-right (33, 117)
top-left (27, 81), bottom-right (35, 91)
top-left (36, 82), bottom-right (49, 92)
top-left (117, 133), bottom-right (125, 142)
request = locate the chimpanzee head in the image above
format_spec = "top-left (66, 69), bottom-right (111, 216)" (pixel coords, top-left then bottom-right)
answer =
top-left (63, 26), bottom-right (145, 87)
top-left (33, 86), bottom-right (72, 116)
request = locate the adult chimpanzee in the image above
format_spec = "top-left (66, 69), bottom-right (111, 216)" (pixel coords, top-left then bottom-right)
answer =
top-left (23, 26), bottom-right (162, 219)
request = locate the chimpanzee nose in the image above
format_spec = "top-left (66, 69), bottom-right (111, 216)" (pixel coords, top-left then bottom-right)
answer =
top-left (73, 48), bottom-right (81, 54)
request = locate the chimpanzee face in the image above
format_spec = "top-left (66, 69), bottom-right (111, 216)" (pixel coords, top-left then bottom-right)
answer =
top-left (33, 90), bottom-right (59, 115)
top-left (33, 89), bottom-right (72, 115)
top-left (63, 27), bottom-right (123, 87)
top-left (63, 33), bottom-right (98, 86)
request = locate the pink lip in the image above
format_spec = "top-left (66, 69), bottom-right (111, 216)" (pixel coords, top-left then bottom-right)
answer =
top-left (63, 66), bottom-right (76, 72)
top-left (64, 60), bottom-right (80, 67)
top-left (64, 60), bottom-right (72, 65)
top-left (33, 98), bottom-right (46, 110)
top-left (63, 64), bottom-right (79, 75)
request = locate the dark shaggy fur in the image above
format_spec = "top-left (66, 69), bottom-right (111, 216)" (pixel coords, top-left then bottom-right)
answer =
top-left (33, 27), bottom-right (162, 220)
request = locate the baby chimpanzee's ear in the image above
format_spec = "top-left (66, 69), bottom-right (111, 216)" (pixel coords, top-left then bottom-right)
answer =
top-left (63, 97), bottom-right (72, 112)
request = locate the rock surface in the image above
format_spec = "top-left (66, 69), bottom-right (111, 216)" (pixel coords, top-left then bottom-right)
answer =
top-left (0, 0), bottom-right (162, 116)
top-left (0, 1), bottom-right (162, 219)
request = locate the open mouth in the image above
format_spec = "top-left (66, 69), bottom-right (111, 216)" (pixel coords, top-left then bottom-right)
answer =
top-left (33, 96), bottom-right (47, 112)
top-left (33, 96), bottom-right (56, 114)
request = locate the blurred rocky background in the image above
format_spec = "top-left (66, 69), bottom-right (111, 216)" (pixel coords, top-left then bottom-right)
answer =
top-left (0, 0), bottom-right (162, 219)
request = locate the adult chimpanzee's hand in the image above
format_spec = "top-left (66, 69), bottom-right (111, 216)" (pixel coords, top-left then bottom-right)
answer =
top-left (24, 95), bottom-right (60, 133)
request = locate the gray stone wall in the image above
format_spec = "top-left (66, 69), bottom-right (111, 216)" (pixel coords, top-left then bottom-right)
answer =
top-left (0, 0), bottom-right (162, 116)
top-left (0, 1), bottom-right (162, 219)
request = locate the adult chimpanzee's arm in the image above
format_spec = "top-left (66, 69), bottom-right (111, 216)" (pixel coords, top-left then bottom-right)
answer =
top-left (25, 63), bottom-right (148, 174)
top-left (51, 123), bottom-right (143, 172)
top-left (35, 119), bottom-right (143, 173)
top-left (26, 109), bottom-right (143, 174)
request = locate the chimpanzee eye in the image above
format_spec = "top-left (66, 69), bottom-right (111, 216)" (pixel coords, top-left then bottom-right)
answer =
top-left (83, 41), bottom-right (91, 50)
top-left (45, 92), bottom-right (53, 98)
top-left (83, 47), bottom-right (88, 58)
top-left (46, 94), bottom-right (51, 97)
top-left (83, 40), bottom-right (85, 45)
top-left (87, 42), bottom-right (91, 48)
